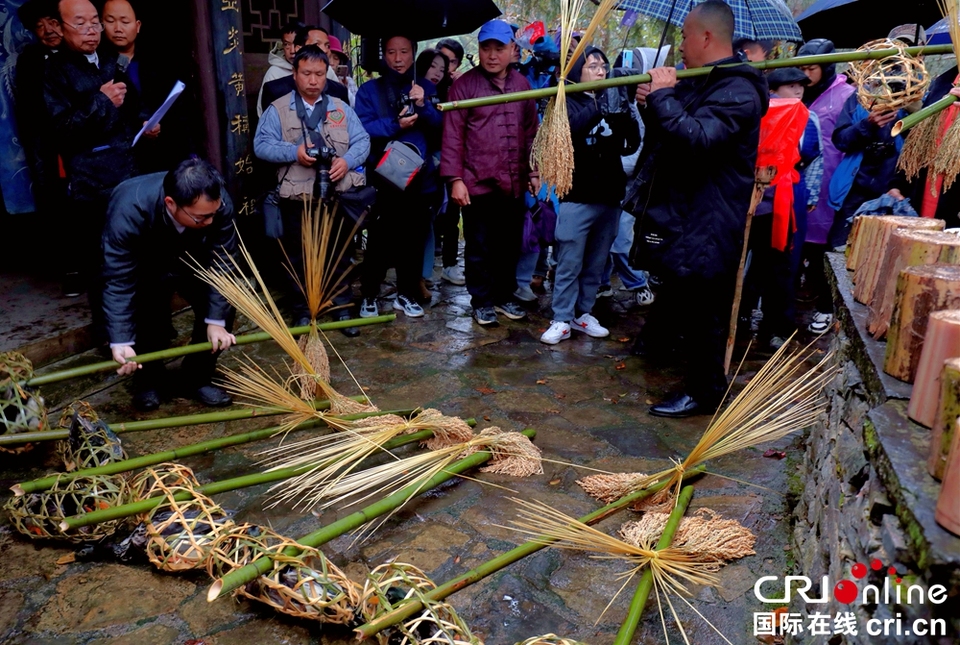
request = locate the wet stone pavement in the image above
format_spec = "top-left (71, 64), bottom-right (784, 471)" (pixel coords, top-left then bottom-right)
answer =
top-left (0, 273), bottom-right (812, 645)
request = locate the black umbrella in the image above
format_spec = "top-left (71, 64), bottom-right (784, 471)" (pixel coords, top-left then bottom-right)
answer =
top-left (321, 0), bottom-right (501, 42)
top-left (797, 0), bottom-right (942, 48)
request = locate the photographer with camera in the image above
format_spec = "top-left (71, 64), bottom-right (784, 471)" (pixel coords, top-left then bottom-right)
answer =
top-left (253, 45), bottom-right (371, 335)
top-left (354, 34), bottom-right (443, 319)
top-left (539, 47), bottom-right (639, 345)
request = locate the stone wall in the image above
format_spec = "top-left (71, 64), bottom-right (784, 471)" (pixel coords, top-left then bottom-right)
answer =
top-left (788, 254), bottom-right (959, 645)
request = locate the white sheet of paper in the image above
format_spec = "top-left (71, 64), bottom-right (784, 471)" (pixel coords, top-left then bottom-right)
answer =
top-left (133, 80), bottom-right (185, 146)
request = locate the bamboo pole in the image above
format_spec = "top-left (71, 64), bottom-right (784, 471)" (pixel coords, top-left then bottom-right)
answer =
top-left (892, 93), bottom-right (958, 136)
top-left (57, 421), bottom-right (475, 531)
top-left (437, 45), bottom-right (953, 111)
top-left (208, 428), bottom-right (538, 602)
top-left (11, 407), bottom-right (421, 496)
top-left (23, 315), bottom-right (396, 388)
top-left (0, 395), bottom-right (369, 448)
top-left (353, 466), bottom-right (705, 641)
top-left (725, 167), bottom-right (776, 375)
top-left (612, 485), bottom-right (694, 645)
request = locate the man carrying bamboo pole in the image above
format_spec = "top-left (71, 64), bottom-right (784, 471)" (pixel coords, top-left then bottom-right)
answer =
top-left (626, 0), bottom-right (768, 418)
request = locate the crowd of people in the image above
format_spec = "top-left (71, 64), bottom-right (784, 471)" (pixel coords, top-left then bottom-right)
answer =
top-left (11, 0), bottom-right (960, 417)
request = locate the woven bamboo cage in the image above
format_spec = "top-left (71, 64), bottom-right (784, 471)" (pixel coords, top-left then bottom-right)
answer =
top-left (361, 562), bottom-right (482, 645)
top-left (0, 352), bottom-right (47, 453)
top-left (515, 637), bottom-right (588, 645)
top-left (206, 523), bottom-right (361, 623)
top-left (851, 39), bottom-right (929, 111)
top-left (129, 462), bottom-right (201, 501)
top-left (56, 402), bottom-right (126, 471)
top-left (5, 473), bottom-right (128, 542)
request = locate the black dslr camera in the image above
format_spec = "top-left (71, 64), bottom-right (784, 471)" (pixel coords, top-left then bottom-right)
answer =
top-left (307, 144), bottom-right (338, 201)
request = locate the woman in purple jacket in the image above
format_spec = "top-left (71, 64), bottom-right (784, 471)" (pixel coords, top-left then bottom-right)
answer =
top-left (796, 38), bottom-right (854, 334)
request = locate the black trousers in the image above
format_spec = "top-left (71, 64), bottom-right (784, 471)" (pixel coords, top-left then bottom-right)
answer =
top-left (134, 272), bottom-right (234, 391)
top-left (802, 242), bottom-right (832, 313)
top-left (279, 198), bottom-right (357, 321)
top-left (642, 272), bottom-right (734, 406)
top-left (361, 181), bottom-right (435, 301)
top-left (434, 201), bottom-right (461, 268)
top-left (461, 192), bottom-right (525, 309)
top-left (742, 215), bottom-right (796, 339)
top-left (70, 196), bottom-right (108, 339)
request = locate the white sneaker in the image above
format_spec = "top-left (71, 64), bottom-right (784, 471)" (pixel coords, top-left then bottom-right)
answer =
top-left (635, 286), bottom-right (655, 306)
top-left (540, 320), bottom-right (571, 345)
top-left (359, 298), bottom-right (379, 318)
top-left (441, 266), bottom-right (465, 285)
top-left (572, 313), bottom-right (609, 338)
top-left (393, 295), bottom-right (424, 318)
top-left (808, 312), bottom-right (833, 334)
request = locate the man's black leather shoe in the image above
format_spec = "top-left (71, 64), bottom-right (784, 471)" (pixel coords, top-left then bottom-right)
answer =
top-left (194, 385), bottom-right (232, 407)
top-left (337, 312), bottom-right (360, 338)
top-left (293, 316), bottom-right (311, 328)
top-left (133, 388), bottom-right (161, 412)
top-left (649, 393), bottom-right (707, 418)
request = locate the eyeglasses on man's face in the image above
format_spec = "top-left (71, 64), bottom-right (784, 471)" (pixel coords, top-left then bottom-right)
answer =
top-left (64, 21), bottom-right (103, 35)
top-left (585, 63), bottom-right (609, 73)
top-left (177, 204), bottom-right (222, 225)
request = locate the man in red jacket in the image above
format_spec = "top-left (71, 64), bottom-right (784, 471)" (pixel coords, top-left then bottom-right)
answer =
top-left (440, 20), bottom-right (540, 326)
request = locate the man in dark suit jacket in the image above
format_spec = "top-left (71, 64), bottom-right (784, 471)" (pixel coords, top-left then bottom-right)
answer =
top-left (103, 159), bottom-right (237, 411)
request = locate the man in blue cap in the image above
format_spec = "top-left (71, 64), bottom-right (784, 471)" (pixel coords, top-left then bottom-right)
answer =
top-left (440, 20), bottom-right (540, 326)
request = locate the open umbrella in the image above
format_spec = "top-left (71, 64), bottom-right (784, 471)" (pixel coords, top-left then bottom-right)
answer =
top-left (617, 0), bottom-right (802, 42)
top-left (797, 0), bottom-right (942, 48)
top-left (321, 0), bottom-right (501, 41)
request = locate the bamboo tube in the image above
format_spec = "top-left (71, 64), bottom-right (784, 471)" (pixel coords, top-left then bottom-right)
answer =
top-left (867, 229), bottom-right (960, 339)
top-left (930, 358), bottom-right (960, 479)
top-left (353, 466), bottom-right (706, 641)
top-left (893, 94), bottom-right (958, 137)
top-left (11, 407), bottom-right (418, 496)
top-left (437, 45), bottom-right (953, 112)
top-left (208, 428), bottom-right (538, 602)
top-left (612, 485), bottom-right (695, 645)
top-left (909, 313), bottom-right (960, 427)
top-left (23, 315), bottom-right (395, 388)
top-left (935, 418), bottom-right (960, 535)
top-left (0, 395), bottom-right (369, 448)
top-left (851, 216), bottom-right (945, 303)
top-left (884, 268), bottom-right (960, 383)
top-left (57, 421), bottom-right (475, 531)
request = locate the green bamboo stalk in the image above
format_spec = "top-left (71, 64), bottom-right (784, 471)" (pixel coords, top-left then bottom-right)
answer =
top-left (438, 44), bottom-right (953, 111)
top-left (11, 407), bottom-right (418, 496)
top-left (613, 485), bottom-right (695, 645)
top-left (208, 428), bottom-right (538, 602)
top-left (892, 93), bottom-right (958, 136)
top-left (23, 314), bottom-right (396, 388)
top-left (0, 395), bottom-right (369, 448)
top-left (57, 421), bottom-right (476, 531)
top-left (354, 466), bottom-right (705, 640)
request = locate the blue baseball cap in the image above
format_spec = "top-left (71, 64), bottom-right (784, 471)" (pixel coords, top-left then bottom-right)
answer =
top-left (478, 20), bottom-right (514, 45)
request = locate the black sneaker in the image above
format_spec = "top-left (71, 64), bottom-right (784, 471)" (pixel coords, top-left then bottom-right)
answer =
top-left (473, 306), bottom-right (498, 326)
top-left (494, 301), bottom-right (526, 320)
top-left (193, 384), bottom-right (232, 407)
top-left (133, 388), bottom-right (161, 412)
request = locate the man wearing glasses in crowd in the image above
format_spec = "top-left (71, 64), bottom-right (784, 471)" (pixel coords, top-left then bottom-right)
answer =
top-left (43, 0), bottom-right (147, 316)
top-left (102, 159), bottom-right (238, 412)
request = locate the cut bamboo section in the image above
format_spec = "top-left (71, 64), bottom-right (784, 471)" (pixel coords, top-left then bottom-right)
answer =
top-left (935, 418), bottom-right (960, 535)
top-left (909, 312), bottom-right (960, 427)
top-left (884, 268), bottom-right (960, 383)
top-left (866, 229), bottom-right (960, 339)
top-left (851, 216), bottom-right (944, 301)
top-left (846, 215), bottom-right (869, 271)
top-left (929, 358), bottom-right (960, 479)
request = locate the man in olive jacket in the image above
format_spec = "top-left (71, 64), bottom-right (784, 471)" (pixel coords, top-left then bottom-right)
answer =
top-left (628, 0), bottom-right (769, 417)
top-left (102, 159), bottom-right (237, 412)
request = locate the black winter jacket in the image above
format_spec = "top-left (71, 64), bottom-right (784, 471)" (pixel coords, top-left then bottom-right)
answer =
top-left (627, 56), bottom-right (768, 280)
top-left (101, 172), bottom-right (236, 345)
top-left (43, 48), bottom-right (139, 201)
top-left (563, 47), bottom-right (641, 205)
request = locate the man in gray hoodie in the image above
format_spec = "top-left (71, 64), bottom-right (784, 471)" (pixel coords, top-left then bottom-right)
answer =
top-left (257, 20), bottom-right (300, 116)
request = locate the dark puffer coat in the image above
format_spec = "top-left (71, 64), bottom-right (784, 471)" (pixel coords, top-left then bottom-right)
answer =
top-left (101, 172), bottom-right (236, 345)
top-left (627, 56), bottom-right (769, 280)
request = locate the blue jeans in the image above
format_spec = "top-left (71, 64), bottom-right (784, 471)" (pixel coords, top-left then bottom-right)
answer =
top-left (551, 202), bottom-right (619, 322)
top-left (600, 211), bottom-right (648, 290)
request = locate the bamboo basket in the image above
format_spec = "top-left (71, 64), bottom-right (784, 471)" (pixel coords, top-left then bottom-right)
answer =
top-left (5, 474), bottom-right (127, 542)
top-left (850, 39), bottom-right (928, 112)
top-left (0, 351), bottom-right (46, 453)
top-left (515, 637), bottom-right (587, 645)
top-left (56, 402), bottom-right (126, 471)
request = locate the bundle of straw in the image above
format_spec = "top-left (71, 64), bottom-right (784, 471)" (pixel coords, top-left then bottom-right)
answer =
top-left (578, 336), bottom-right (836, 506)
top-left (261, 408), bottom-right (476, 510)
top-left (619, 508), bottom-right (756, 563)
top-left (191, 231), bottom-right (374, 417)
top-left (896, 0), bottom-right (960, 186)
top-left (530, 0), bottom-right (618, 197)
